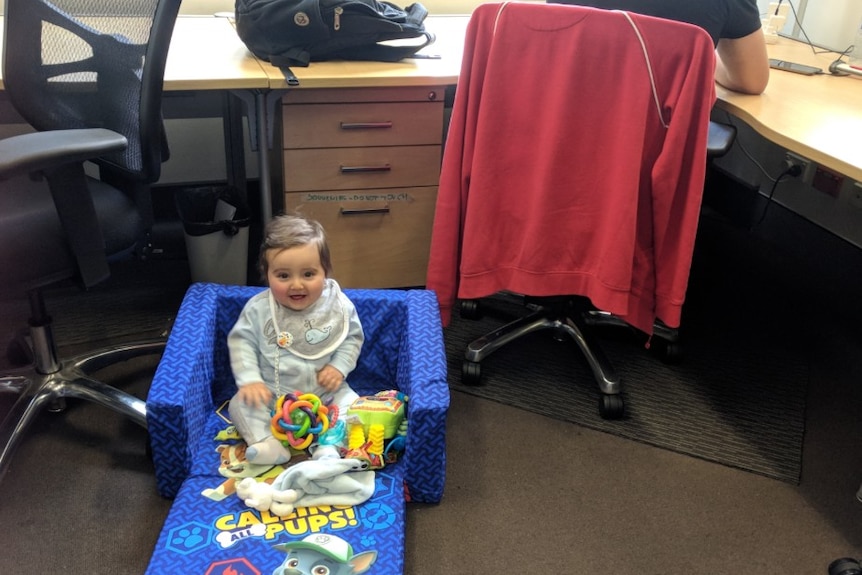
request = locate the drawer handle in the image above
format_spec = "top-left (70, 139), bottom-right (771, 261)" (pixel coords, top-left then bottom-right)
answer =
top-left (340, 121), bottom-right (393, 130)
top-left (340, 164), bottom-right (391, 174)
top-left (340, 205), bottom-right (391, 216)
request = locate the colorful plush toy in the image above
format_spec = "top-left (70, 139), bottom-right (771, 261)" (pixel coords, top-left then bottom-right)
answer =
top-left (271, 392), bottom-right (338, 451)
top-left (346, 390), bottom-right (406, 439)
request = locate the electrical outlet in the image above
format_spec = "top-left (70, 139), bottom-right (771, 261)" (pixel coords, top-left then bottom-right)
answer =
top-left (784, 152), bottom-right (812, 181)
top-left (850, 182), bottom-right (862, 210)
top-left (813, 167), bottom-right (842, 197)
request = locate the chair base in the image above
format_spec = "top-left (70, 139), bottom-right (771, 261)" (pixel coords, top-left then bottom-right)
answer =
top-left (460, 296), bottom-right (680, 420)
top-left (0, 328), bottom-right (165, 484)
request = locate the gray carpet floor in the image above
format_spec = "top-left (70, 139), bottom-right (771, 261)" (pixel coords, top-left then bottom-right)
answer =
top-left (0, 207), bottom-right (861, 574)
top-left (444, 271), bottom-right (809, 483)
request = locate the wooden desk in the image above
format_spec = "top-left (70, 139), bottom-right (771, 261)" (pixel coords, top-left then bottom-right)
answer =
top-left (163, 16), bottom-right (268, 91)
top-left (715, 36), bottom-right (862, 183)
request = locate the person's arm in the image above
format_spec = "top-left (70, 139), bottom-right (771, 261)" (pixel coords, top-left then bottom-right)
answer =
top-left (715, 27), bottom-right (770, 94)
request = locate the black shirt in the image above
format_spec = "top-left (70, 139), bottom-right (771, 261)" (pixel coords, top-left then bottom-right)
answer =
top-left (548, 0), bottom-right (762, 46)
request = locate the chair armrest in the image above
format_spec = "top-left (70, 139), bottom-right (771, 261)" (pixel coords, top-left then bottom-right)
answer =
top-left (147, 283), bottom-right (221, 498)
top-left (0, 129), bottom-right (127, 181)
top-left (707, 120), bottom-right (736, 159)
top-left (396, 291), bottom-right (450, 503)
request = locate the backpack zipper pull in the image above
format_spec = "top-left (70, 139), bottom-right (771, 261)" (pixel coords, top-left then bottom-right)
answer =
top-left (334, 7), bottom-right (342, 30)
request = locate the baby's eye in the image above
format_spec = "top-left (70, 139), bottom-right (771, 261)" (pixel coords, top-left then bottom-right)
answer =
top-left (303, 270), bottom-right (317, 278)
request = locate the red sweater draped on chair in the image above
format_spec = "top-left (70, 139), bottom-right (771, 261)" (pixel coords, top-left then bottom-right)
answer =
top-left (426, 2), bottom-right (716, 334)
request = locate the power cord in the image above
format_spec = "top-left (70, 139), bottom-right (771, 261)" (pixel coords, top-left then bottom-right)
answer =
top-left (751, 162), bottom-right (801, 230)
top-left (712, 111), bottom-right (800, 231)
top-left (717, 111), bottom-right (778, 183)
top-left (771, 0), bottom-right (854, 57)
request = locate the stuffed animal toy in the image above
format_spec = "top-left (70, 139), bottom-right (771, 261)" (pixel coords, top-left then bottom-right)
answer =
top-left (201, 442), bottom-right (283, 501)
top-left (235, 457), bottom-right (375, 518)
top-left (236, 476), bottom-right (299, 517)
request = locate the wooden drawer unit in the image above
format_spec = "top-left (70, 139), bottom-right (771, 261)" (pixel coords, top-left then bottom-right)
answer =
top-left (281, 87), bottom-right (445, 288)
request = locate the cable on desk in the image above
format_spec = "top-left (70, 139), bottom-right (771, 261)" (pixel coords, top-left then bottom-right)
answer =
top-left (718, 111), bottom-right (777, 183)
top-left (777, 0), bottom-right (854, 57)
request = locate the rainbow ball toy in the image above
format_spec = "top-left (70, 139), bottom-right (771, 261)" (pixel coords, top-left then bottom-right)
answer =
top-left (270, 392), bottom-right (338, 451)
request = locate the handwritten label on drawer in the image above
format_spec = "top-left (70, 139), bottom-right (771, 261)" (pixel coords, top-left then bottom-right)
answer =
top-left (302, 192), bottom-right (414, 203)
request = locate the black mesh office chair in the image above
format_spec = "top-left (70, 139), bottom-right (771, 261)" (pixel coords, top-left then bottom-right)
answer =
top-left (0, 0), bottom-right (181, 483)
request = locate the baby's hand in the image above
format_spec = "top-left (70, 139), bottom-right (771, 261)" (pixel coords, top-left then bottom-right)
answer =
top-left (237, 382), bottom-right (272, 409)
top-left (317, 365), bottom-right (345, 392)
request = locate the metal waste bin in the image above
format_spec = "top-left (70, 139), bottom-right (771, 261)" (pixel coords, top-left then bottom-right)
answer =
top-left (175, 185), bottom-right (250, 285)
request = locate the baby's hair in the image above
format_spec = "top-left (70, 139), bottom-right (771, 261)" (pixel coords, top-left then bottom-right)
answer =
top-left (258, 213), bottom-right (332, 281)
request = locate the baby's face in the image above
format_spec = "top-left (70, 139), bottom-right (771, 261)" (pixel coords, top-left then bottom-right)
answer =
top-left (266, 243), bottom-right (325, 311)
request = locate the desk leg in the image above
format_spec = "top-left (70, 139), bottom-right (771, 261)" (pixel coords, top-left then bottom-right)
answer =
top-left (254, 91), bottom-right (272, 223)
top-left (230, 89), bottom-right (284, 224)
top-left (223, 92), bottom-right (248, 197)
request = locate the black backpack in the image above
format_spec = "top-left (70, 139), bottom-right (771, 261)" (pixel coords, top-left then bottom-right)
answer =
top-left (235, 0), bottom-right (435, 68)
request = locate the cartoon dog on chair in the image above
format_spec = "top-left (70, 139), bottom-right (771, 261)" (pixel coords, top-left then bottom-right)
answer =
top-left (201, 442), bottom-right (284, 501)
top-left (272, 533), bottom-right (377, 575)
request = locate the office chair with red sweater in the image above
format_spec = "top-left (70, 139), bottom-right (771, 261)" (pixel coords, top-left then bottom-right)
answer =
top-left (426, 2), bottom-right (720, 419)
top-left (0, 0), bottom-right (181, 483)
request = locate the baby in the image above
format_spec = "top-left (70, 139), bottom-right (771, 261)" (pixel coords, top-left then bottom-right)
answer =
top-left (227, 213), bottom-right (363, 465)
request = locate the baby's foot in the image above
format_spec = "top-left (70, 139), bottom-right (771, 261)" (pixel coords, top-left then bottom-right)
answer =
top-left (245, 437), bottom-right (291, 465)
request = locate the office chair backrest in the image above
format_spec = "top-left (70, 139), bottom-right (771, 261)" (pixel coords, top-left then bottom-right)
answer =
top-left (2, 0), bottom-right (180, 183)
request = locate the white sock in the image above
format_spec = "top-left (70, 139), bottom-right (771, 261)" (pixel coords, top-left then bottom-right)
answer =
top-left (245, 437), bottom-right (291, 465)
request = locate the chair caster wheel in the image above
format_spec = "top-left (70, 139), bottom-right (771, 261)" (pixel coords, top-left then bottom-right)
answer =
top-left (462, 360), bottom-right (483, 385)
top-left (459, 299), bottom-right (482, 320)
top-left (650, 337), bottom-right (683, 364)
top-left (599, 394), bottom-right (624, 419)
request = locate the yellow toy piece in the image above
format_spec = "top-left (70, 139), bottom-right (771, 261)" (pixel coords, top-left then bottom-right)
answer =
top-left (348, 422), bottom-right (367, 450)
top-left (367, 424), bottom-right (385, 455)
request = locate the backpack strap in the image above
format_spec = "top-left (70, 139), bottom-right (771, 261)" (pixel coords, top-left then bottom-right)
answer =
top-left (345, 31), bottom-right (436, 63)
top-left (271, 30), bottom-right (435, 69)
top-left (271, 48), bottom-right (314, 68)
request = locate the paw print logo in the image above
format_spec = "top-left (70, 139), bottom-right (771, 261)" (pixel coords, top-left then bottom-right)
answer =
top-left (359, 533), bottom-right (378, 548)
top-left (166, 521), bottom-right (213, 555)
top-left (294, 12), bottom-right (310, 27)
top-left (358, 502), bottom-right (396, 531)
